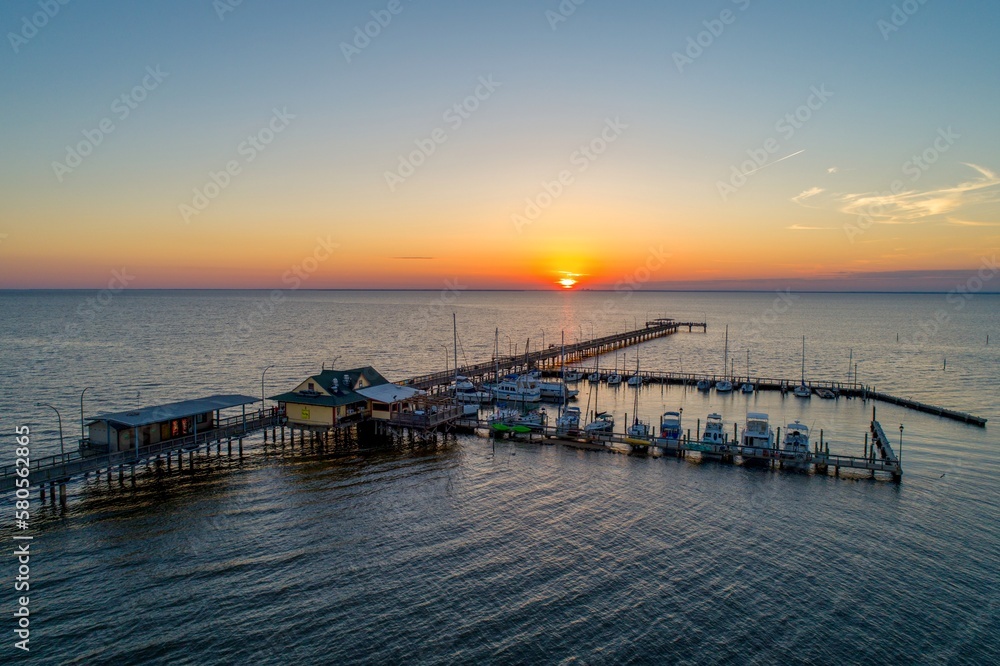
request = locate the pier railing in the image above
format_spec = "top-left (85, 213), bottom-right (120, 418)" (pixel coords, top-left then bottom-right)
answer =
top-left (0, 413), bottom-right (277, 492)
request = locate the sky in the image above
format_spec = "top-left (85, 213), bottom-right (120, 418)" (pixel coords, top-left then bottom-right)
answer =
top-left (1, 0), bottom-right (999, 291)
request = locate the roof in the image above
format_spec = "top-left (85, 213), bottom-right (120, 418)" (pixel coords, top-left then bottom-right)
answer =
top-left (747, 412), bottom-right (770, 420)
top-left (356, 384), bottom-right (422, 404)
top-left (91, 394), bottom-right (258, 428)
top-left (269, 366), bottom-right (389, 408)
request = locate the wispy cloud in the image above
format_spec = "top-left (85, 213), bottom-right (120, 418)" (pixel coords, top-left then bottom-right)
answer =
top-left (793, 163), bottom-right (1000, 224)
top-left (792, 187), bottom-right (824, 204)
top-left (827, 166), bottom-right (839, 174)
top-left (786, 223), bottom-right (834, 231)
top-left (947, 217), bottom-right (1000, 227)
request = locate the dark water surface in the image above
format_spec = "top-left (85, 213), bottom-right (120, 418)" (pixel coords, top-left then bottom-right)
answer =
top-left (1, 290), bottom-right (997, 664)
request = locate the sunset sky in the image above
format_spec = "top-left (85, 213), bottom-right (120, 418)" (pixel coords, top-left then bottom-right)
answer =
top-left (2, 0), bottom-right (998, 290)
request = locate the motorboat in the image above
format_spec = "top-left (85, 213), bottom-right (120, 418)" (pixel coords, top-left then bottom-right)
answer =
top-left (656, 410), bottom-right (683, 445)
top-left (740, 412), bottom-right (775, 465)
top-left (454, 377), bottom-right (492, 404)
top-left (539, 381), bottom-right (579, 402)
top-left (793, 384), bottom-right (811, 398)
top-left (492, 374), bottom-right (541, 403)
top-left (781, 420), bottom-right (810, 469)
top-left (688, 412), bottom-right (725, 454)
top-left (555, 406), bottom-right (581, 436)
top-left (606, 373), bottom-right (622, 386)
top-left (816, 388), bottom-right (836, 399)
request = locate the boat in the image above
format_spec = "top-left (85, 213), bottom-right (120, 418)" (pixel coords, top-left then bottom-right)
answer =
top-left (538, 381), bottom-right (579, 402)
top-left (688, 412), bottom-right (725, 455)
top-left (696, 379), bottom-right (713, 391)
top-left (625, 353), bottom-right (642, 387)
top-left (656, 409), bottom-right (683, 446)
top-left (556, 406), bottom-right (581, 436)
top-left (587, 370), bottom-right (601, 382)
top-left (740, 412), bottom-right (775, 465)
top-left (624, 365), bottom-right (651, 445)
top-left (781, 420), bottom-right (810, 469)
top-left (741, 350), bottom-right (755, 393)
top-left (492, 374), bottom-right (542, 403)
top-left (816, 388), bottom-right (836, 399)
top-left (715, 325), bottom-right (733, 392)
top-left (794, 336), bottom-right (811, 398)
top-left (563, 370), bottom-right (583, 382)
top-left (606, 354), bottom-right (622, 386)
top-left (454, 377), bottom-right (492, 404)
top-left (515, 408), bottom-right (547, 431)
top-left (555, 334), bottom-right (581, 437)
top-left (584, 411), bottom-right (614, 435)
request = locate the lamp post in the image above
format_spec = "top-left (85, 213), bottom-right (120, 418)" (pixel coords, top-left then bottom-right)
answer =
top-left (261, 364), bottom-right (275, 416)
top-left (35, 402), bottom-right (65, 458)
top-left (441, 346), bottom-right (449, 376)
top-left (80, 386), bottom-right (94, 442)
top-left (503, 334), bottom-right (512, 357)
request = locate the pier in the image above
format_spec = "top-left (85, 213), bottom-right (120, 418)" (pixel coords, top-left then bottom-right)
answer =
top-left (555, 368), bottom-right (987, 427)
top-left (465, 413), bottom-right (903, 482)
top-left (403, 318), bottom-right (706, 391)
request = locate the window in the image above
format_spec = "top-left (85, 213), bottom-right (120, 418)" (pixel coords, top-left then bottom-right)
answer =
top-left (308, 382), bottom-right (315, 391)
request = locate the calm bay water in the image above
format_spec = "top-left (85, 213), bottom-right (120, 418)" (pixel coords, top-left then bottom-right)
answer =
top-left (1, 290), bottom-right (998, 664)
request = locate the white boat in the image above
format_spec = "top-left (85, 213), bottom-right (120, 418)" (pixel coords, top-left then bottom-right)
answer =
top-left (606, 354), bottom-right (622, 386)
top-left (794, 336), bottom-right (811, 398)
top-left (688, 412), bottom-right (725, 454)
top-left (696, 379), bottom-right (713, 391)
top-left (516, 408), bottom-right (547, 431)
top-left (563, 370), bottom-right (583, 382)
top-left (539, 381), bottom-right (579, 401)
top-left (584, 411), bottom-right (615, 435)
top-left (454, 377), bottom-right (492, 404)
top-left (625, 363), bottom-right (651, 444)
top-left (492, 374), bottom-right (542, 403)
top-left (782, 420), bottom-right (810, 469)
top-left (656, 410), bottom-right (683, 445)
top-left (626, 375), bottom-right (642, 387)
top-left (715, 380), bottom-right (733, 393)
top-left (556, 406), bottom-right (581, 436)
top-left (587, 371), bottom-right (601, 382)
top-left (740, 412), bottom-right (775, 465)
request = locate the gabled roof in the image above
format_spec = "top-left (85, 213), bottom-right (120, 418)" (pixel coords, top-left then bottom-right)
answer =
top-left (91, 394), bottom-right (258, 428)
top-left (270, 367), bottom-right (389, 407)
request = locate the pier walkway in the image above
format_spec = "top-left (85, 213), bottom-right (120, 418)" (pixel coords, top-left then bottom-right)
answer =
top-left (402, 319), bottom-right (705, 391)
top-left (556, 368), bottom-right (987, 427)
top-left (0, 413), bottom-right (278, 494)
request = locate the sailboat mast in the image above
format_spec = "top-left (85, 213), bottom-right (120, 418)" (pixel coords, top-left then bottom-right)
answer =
top-left (453, 313), bottom-right (458, 383)
top-left (801, 335), bottom-right (806, 384)
top-left (723, 325), bottom-right (729, 377)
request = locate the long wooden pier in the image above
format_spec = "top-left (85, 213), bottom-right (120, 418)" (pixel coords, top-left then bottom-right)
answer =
top-left (402, 318), bottom-right (705, 391)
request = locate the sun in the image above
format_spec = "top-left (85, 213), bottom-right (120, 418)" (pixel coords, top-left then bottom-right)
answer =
top-left (559, 278), bottom-right (578, 289)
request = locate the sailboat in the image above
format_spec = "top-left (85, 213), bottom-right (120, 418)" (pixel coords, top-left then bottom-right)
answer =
top-left (716, 326), bottom-right (734, 392)
top-left (606, 354), bottom-right (622, 386)
top-left (625, 358), bottom-right (651, 445)
top-left (626, 352), bottom-right (642, 387)
top-left (555, 332), bottom-right (581, 436)
top-left (741, 349), bottom-right (755, 393)
top-left (793, 336), bottom-right (811, 398)
top-left (584, 356), bottom-right (615, 436)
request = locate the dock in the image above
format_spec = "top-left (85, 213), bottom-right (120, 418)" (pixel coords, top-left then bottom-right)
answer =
top-left (554, 368), bottom-right (987, 427)
top-left (403, 318), bottom-right (706, 391)
top-left (462, 414), bottom-right (903, 482)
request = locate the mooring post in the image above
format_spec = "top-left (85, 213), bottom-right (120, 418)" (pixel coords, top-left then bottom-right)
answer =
top-left (39, 485), bottom-right (45, 502)
top-left (59, 483), bottom-right (66, 507)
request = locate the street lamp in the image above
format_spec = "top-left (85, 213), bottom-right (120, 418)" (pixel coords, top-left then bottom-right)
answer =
top-left (80, 386), bottom-right (94, 441)
top-left (262, 364), bottom-right (276, 415)
top-left (35, 402), bottom-right (65, 458)
top-left (899, 424), bottom-right (904, 464)
top-left (503, 334), bottom-right (512, 356)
